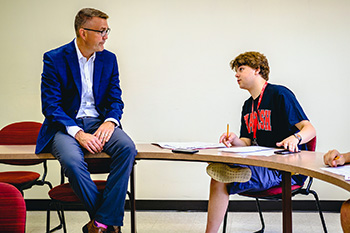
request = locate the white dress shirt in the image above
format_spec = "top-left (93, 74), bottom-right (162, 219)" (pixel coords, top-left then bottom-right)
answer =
top-left (66, 39), bottom-right (118, 138)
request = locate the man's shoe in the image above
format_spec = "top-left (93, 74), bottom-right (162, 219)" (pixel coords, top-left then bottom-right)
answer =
top-left (82, 220), bottom-right (107, 233)
top-left (107, 226), bottom-right (121, 233)
top-left (206, 163), bottom-right (251, 183)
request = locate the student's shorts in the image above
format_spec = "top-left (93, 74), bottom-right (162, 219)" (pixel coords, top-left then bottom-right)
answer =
top-left (226, 164), bottom-right (301, 195)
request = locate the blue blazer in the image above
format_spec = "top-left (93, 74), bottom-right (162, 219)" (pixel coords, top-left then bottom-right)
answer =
top-left (36, 40), bottom-right (124, 153)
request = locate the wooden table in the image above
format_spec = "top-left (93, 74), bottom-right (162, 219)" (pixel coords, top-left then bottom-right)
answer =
top-left (1, 143), bottom-right (349, 233)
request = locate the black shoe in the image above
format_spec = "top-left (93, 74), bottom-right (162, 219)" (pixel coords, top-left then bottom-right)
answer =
top-left (107, 225), bottom-right (121, 233)
top-left (82, 223), bottom-right (88, 233)
top-left (82, 220), bottom-right (107, 233)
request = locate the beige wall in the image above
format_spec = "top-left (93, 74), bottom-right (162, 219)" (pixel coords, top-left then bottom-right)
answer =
top-left (0, 0), bottom-right (349, 200)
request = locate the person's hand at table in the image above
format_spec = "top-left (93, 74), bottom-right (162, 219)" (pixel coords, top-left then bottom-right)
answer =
top-left (323, 149), bottom-right (345, 167)
top-left (219, 132), bottom-right (235, 147)
top-left (219, 132), bottom-right (249, 148)
top-left (276, 135), bottom-right (300, 152)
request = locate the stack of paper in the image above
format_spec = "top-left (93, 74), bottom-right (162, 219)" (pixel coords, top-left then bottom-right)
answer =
top-left (321, 165), bottom-right (350, 180)
top-left (220, 146), bottom-right (276, 156)
top-left (152, 142), bottom-right (225, 150)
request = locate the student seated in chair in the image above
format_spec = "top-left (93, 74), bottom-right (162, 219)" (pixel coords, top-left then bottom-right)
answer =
top-left (324, 149), bottom-right (350, 233)
top-left (36, 8), bottom-right (137, 233)
top-left (205, 51), bottom-right (316, 233)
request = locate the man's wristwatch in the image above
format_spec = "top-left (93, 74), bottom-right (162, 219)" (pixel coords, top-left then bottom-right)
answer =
top-left (293, 133), bottom-right (302, 145)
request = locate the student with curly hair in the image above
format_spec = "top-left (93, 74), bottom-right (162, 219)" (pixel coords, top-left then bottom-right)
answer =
top-left (205, 51), bottom-right (316, 233)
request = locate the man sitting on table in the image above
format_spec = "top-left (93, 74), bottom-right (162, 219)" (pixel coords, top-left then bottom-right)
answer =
top-left (324, 149), bottom-right (350, 233)
top-left (205, 51), bottom-right (316, 233)
top-left (35, 8), bottom-right (136, 233)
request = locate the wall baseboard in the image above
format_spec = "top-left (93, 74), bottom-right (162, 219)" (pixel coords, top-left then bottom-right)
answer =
top-left (26, 199), bottom-right (342, 212)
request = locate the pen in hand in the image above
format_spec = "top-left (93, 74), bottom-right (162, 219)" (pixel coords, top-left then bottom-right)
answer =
top-left (332, 155), bottom-right (342, 167)
top-left (220, 123), bottom-right (231, 147)
top-left (226, 123), bottom-right (229, 141)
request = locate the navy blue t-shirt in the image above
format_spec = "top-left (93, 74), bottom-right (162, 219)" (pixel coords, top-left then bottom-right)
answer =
top-left (239, 83), bottom-right (310, 185)
top-left (240, 83), bottom-right (309, 150)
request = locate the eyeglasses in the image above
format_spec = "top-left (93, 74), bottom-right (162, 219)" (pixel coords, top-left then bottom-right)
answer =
top-left (83, 28), bottom-right (111, 37)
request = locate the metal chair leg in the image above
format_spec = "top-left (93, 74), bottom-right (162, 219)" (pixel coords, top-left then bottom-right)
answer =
top-left (46, 201), bottom-right (64, 233)
top-left (222, 208), bottom-right (228, 233)
top-left (254, 198), bottom-right (265, 233)
top-left (310, 190), bottom-right (328, 233)
top-left (46, 202), bottom-right (51, 233)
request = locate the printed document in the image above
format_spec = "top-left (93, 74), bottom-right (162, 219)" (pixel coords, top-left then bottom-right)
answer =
top-left (220, 146), bottom-right (277, 156)
top-left (152, 142), bottom-right (225, 150)
top-left (321, 165), bottom-right (350, 180)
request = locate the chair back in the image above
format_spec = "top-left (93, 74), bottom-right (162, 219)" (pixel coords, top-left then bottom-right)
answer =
top-left (306, 136), bottom-right (316, 152)
top-left (0, 121), bottom-right (41, 145)
top-left (0, 121), bottom-right (43, 165)
top-left (0, 182), bottom-right (26, 233)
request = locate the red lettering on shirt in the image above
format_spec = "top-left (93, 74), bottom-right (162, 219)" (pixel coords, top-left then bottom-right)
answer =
top-left (244, 114), bottom-right (250, 133)
top-left (244, 109), bottom-right (272, 133)
top-left (264, 110), bottom-right (272, 131)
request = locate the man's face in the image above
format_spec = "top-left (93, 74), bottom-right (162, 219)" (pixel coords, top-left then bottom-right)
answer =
top-left (234, 65), bottom-right (257, 90)
top-left (83, 17), bottom-right (109, 52)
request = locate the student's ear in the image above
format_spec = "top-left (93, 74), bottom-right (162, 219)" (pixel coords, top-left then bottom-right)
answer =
top-left (254, 68), bottom-right (261, 75)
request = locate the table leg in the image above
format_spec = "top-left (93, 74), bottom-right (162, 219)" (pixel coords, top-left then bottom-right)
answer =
top-left (282, 171), bottom-right (292, 233)
top-left (130, 164), bottom-right (136, 233)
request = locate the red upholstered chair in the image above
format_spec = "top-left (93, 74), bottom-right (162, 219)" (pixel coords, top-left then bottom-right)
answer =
top-left (0, 121), bottom-right (52, 194)
top-left (0, 182), bottom-right (26, 233)
top-left (46, 158), bottom-right (135, 233)
top-left (222, 137), bottom-right (327, 233)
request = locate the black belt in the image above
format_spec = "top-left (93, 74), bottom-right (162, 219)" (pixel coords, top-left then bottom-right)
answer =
top-left (77, 116), bottom-right (96, 119)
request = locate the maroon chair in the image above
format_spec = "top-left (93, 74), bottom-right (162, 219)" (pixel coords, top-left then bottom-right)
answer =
top-left (0, 182), bottom-right (26, 233)
top-left (222, 137), bottom-right (327, 233)
top-left (0, 122), bottom-right (52, 194)
top-left (46, 158), bottom-right (135, 233)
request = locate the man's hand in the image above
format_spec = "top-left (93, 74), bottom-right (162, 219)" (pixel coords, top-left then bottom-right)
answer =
top-left (75, 130), bottom-right (103, 154)
top-left (324, 149), bottom-right (345, 167)
top-left (93, 121), bottom-right (116, 145)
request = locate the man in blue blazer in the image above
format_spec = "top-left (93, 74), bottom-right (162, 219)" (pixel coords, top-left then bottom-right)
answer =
top-left (36, 8), bottom-right (136, 233)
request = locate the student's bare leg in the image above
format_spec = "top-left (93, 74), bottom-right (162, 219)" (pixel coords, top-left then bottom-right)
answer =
top-left (341, 199), bottom-right (350, 233)
top-left (205, 179), bottom-right (229, 233)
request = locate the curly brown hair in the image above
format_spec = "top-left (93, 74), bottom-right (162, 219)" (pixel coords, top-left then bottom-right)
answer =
top-left (230, 51), bottom-right (270, 81)
top-left (74, 8), bottom-right (109, 37)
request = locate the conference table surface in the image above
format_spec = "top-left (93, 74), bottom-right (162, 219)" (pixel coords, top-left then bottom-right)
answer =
top-left (0, 143), bottom-right (349, 233)
top-left (0, 143), bottom-right (349, 192)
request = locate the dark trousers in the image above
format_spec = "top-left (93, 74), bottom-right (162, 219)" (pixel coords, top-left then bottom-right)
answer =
top-left (51, 118), bottom-right (137, 226)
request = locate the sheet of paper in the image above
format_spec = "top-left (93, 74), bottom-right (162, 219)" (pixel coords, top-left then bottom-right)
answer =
top-left (152, 142), bottom-right (225, 150)
top-left (321, 165), bottom-right (350, 180)
top-left (220, 146), bottom-right (277, 156)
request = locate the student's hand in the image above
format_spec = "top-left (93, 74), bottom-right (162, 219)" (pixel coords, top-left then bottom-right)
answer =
top-left (93, 121), bottom-right (115, 145)
top-left (219, 132), bottom-right (237, 148)
top-left (75, 130), bottom-right (103, 154)
top-left (324, 149), bottom-right (345, 167)
top-left (276, 135), bottom-right (300, 152)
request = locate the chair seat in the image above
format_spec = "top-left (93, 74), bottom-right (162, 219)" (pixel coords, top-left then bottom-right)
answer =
top-left (49, 180), bottom-right (106, 202)
top-left (240, 184), bottom-right (302, 198)
top-left (0, 171), bottom-right (40, 185)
